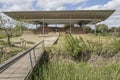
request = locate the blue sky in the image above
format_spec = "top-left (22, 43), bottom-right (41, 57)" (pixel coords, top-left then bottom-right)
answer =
top-left (0, 0), bottom-right (120, 27)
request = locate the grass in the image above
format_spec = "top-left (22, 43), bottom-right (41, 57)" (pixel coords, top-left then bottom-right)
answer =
top-left (30, 61), bottom-right (120, 80)
top-left (0, 34), bottom-right (6, 39)
top-left (74, 34), bottom-right (120, 44)
top-left (0, 32), bottom-right (120, 79)
top-left (29, 33), bottom-right (120, 80)
top-left (0, 32), bottom-right (57, 63)
top-left (72, 34), bottom-right (120, 57)
top-left (0, 45), bottom-right (24, 63)
top-left (0, 32), bottom-right (40, 63)
top-left (1, 31), bottom-right (53, 47)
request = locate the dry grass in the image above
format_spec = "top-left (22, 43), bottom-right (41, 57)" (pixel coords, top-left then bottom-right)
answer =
top-left (73, 34), bottom-right (120, 44)
top-left (0, 31), bottom-right (57, 47)
top-left (0, 31), bottom-right (58, 63)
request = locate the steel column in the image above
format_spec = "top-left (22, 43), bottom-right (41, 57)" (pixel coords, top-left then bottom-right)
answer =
top-left (70, 16), bottom-right (72, 34)
top-left (43, 17), bottom-right (44, 35)
top-left (94, 23), bottom-right (96, 34)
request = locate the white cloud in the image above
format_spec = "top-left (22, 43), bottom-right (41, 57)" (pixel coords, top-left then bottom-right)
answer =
top-left (0, 0), bottom-right (87, 11)
top-left (36, 0), bottom-right (87, 10)
top-left (0, 0), bottom-right (120, 27)
top-left (77, 0), bottom-right (120, 10)
top-left (103, 0), bottom-right (120, 9)
top-left (76, 0), bottom-right (120, 27)
top-left (0, 0), bottom-right (33, 4)
top-left (0, 0), bottom-right (35, 11)
top-left (56, 6), bottom-right (66, 10)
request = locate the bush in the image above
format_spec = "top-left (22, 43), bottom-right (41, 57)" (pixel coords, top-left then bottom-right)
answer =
top-left (0, 34), bottom-right (5, 39)
top-left (64, 33), bottom-right (120, 58)
top-left (0, 40), bottom-right (6, 45)
top-left (64, 33), bottom-right (92, 61)
top-left (92, 39), bottom-right (120, 57)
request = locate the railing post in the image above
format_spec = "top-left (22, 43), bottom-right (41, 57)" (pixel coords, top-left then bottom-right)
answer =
top-left (21, 40), bottom-right (24, 50)
top-left (24, 40), bottom-right (26, 49)
top-left (29, 51), bottom-right (33, 68)
top-left (42, 41), bottom-right (45, 52)
top-left (33, 48), bottom-right (36, 63)
top-left (0, 48), bottom-right (3, 63)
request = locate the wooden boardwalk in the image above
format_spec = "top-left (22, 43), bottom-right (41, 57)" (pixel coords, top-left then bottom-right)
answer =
top-left (0, 35), bottom-right (59, 80)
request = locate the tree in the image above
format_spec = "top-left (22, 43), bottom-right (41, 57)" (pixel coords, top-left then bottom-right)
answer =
top-left (0, 15), bottom-right (22, 45)
top-left (109, 27), bottom-right (118, 32)
top-left (78, 22), bottom-right (84, 28)
top-left (82, 26), bottom-right (92, 33)
top-left (96, 24), bottom-right (108, 33)
top-left (116, 27), bottom-right (120, 32)
top-left (0, 16), bottom-right (13, 45)
top-left (17, 21), bottom-right (28, 34)
top-left (109, 27), bottom-right (120, 37)
top-left (13, 24), bottom-right (22, 37)
top-left (64, 24), bottom-right (74, 28)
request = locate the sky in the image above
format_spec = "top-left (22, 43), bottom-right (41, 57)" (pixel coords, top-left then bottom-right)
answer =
top-left (0, 0), bottom-right (120, 27)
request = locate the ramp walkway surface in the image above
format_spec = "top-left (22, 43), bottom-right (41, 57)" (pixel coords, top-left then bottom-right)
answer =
top-left (0, 35), bottom-right (59, 80)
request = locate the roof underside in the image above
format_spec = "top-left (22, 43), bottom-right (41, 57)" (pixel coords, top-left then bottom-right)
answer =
top-left (3, 10), bottom-right (115, 24)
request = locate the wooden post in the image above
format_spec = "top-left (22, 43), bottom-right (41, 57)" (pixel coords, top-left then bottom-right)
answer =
top-left (0, 47), bottom-right (3, 63)
top-left (33, 48), bottom-right (36, 63)
top-left (21, 40), bottom-right (24, 50)
top-left (42, 41), bottom-right (45, 52)
top-left (29, 51), bottom-right (33, 68)
top-left (24, 40), bottom-right (26, 49)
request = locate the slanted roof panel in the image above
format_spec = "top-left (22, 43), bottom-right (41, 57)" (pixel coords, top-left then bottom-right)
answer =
top-left (3, 10), bottom-right (115, 24)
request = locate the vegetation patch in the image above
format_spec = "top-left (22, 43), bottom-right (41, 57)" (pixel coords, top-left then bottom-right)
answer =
top-left (30, 61), bottom-right (120, 80)
top-left (29, 34), bottom-right (120, 80)
top-left (0, 46), bottom-right (22, 63)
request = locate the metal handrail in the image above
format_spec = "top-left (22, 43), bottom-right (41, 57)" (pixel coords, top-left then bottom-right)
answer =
top-left (0, 40), bottom-right (44, 73)
top-left (25, 34), bottom-right (60, 80)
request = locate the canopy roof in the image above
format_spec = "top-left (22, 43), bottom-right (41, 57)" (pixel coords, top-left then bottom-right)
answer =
top-left (3, 10), bottom-right (115, 24)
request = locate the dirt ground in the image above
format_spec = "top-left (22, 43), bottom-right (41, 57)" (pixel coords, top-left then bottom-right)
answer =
top-left (88, 53), bottom-right (120, 66)
top-left (0, 31), bottom-right (58, 47)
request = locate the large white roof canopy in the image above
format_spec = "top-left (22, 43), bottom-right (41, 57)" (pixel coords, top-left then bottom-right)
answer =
top-left (3, 10), bottom-right (115, 24)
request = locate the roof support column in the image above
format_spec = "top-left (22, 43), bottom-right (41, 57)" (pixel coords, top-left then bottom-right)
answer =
top-left (70, 16), bottom-right (72, 34)
top-left (43, 17), bottom-right (44, 35)
top-left (94, 18), bottom-right (97, 34)
top-left (56, 24), bottom-right (57, 34)
top-left (94, 23), bottom-right (96, 34)
top-left (36, 24), bottom-right (37, 29)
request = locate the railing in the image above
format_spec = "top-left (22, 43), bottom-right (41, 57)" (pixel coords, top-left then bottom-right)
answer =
top-left (0, 40), bottom-right (45, 73)
top-left (25, 34), bottom-right (60, 80)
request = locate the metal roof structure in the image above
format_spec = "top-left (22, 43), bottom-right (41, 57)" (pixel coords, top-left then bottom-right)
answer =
top-left (3, 10), bottom-right (115, 24)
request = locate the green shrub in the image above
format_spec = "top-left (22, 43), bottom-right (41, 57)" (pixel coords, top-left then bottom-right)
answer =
top-left (0, 40), bottom-right (6, 45)
top-left (64, 33), bottom-right (92, 61)
top-left (12, 33), bottom-right (22, 37)
top-left (112, 40), bottom-right (120, 51)
top-left (0, 34), bottom-right (5, 39)
top-left (92, 39), bottom-right (120, 57)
